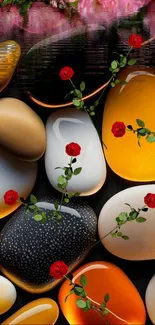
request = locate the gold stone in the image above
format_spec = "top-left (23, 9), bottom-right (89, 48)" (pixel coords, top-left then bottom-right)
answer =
top-left (0, 40), bottom-right (21, 92)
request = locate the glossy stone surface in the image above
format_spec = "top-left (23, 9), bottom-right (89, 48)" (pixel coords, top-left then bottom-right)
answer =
top-left (0, 147), bottom-right (37, 219)
top-left (59, 261), bottom-right (146, 325)
top-left (0, 98), bottom-right (46, 161)
top-left (45, 108), bottom-right (106, 196)
top-left (0, 40), bottom-right (21, 92)
top-left (1, 298), bottom-right (59, 324)
top-left (98, 184), bottom-right (155, 260)
top-left (145, 274), bottom-right (155, 324)
top-left (0, 276), bottom-right (16, 315)
top-left (0, 197), bottom-right (97, 293)
top-left (102, 67), bottom-right (155, 181)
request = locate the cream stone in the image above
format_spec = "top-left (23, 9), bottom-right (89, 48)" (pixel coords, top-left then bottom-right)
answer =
top-left (145, 275), bottom-right (155, 324)
top-left (45, 108), bottom-right (106, 196)
top-left (98, 184), bottom-right (155, 260)
top-left (0, 276), bottom-right (17, 315)
top-left (0, 147), bottom-right (37, 219)
top-left (0, 98), bottom-right (46, 161)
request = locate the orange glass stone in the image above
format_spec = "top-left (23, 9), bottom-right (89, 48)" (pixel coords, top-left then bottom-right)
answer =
top-left (102, 66), bottom-right (155, 181)
top-left (59, 261), bottom-right (146, 325)
top-left (1, 298), bottom-right (59, 325)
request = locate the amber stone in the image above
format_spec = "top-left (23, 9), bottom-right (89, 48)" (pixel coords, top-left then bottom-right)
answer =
top-left (1, 298), bottom-right (59, 325)
top-left (102, 67), bottom-right (155, 181)
top-left (0, 40), bottom-right (21, 92)
top-left (59, 261), bottom-right (146, 325)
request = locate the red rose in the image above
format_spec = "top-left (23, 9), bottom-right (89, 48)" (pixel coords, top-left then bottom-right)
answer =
top-left (50, 261), bottom-right (68, 279)
top-left (59, 66), bottom-right (74, 80)
top-left (4, 190), bottom-right (18, 206)
top-left (128, 34), bottom-right (142, 49)
top-left (66, 142), bottom-right (81, 156)
top-left (111, 122), bottom-right (126, 137)
top-left (144, 193), bottom-right (155, 208)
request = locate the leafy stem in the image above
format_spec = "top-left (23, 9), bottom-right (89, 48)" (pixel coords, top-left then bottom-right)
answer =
top-left (127, 119), bottom-right (155, 146)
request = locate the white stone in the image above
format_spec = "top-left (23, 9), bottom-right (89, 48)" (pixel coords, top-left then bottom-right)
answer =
top-left (145, 274), bottom-right (155, 324)
top-left (98, 184), bottom-right (155, 260)
top-left (0, 276), bottom-right (17, 314)
top-left (45, 108), bottom-right (106, 196)
top-left (0, 147), bottom-right (37, 218)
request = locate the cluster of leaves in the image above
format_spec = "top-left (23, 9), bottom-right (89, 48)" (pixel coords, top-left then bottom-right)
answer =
top-left (111, 203), bottom-right (148, 240)
top-left (21, 194), bottom-right (63, 222)
top-left (1, 0), bottom-right (33, 15)
top-left (65, 274), bottom-right (110, 322)
top-left (127, 119), bottom-right (155, 147)
top-left (0, 0), bottom-right (79, 15)
top-left (67, 80), bottom-right (100, 116)
top-left (56, 157), bottom-right (81, 203)
top-left (109, 55), bottom-right (136, 88)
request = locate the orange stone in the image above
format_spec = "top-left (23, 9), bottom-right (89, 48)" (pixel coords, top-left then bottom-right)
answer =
top-left (59, 261), bottom-right (146, 325)
top-left (102, 67), bottom-right (155, 181)
top-left (1, 298), bottom-right (59, 325)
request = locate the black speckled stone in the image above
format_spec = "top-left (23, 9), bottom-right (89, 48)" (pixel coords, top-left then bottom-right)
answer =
top-left (0, 196), bottom-right (97, 287)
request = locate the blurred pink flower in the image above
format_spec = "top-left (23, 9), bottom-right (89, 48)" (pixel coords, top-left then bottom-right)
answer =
top-left (144, 0), bottom-right (155, 36)
top-left (78, 0), bottom-right (151, 26)
top-left (0, 5), bottom-right (22, 34)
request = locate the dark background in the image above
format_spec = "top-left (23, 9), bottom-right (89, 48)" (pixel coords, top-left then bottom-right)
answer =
top-left (0, 23), bottom-right (155, 324)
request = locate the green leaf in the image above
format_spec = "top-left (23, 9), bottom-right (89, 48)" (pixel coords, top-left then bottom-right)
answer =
top-left (57, 175), bottom-right (65, 185)
top-left (90, 106), bottom-right (95, 111)
top-left (111, 82), bottom-right (115, 87)
top-left (64, 198), bottom-right (70, 204)
top-left (30, 194), bottom-right (37, 204)
top-left (80, 274), bottom-right (87, 287)
top-left (111, 60), bottom-right (118, 69)
top-left (76, 299), bottom-right (87, 309)
top-left (54, 201), bottom-right (59, 210)
top-left (138, 128), bottom-right (147, 136)
top-left (128, 59), bottom-right (137, 65)
top-left (90, 112), bottom-right (95, 116)
top-left (57, 213), bottom-right (62, 220)
top-left (74, 192), bottom-right (81, 197)
top-left (100, 302), bottom-right (106, 309)
top-left (136, 119), bottom-right (145, 127)
top-left (117, 232), bottom-right (122, 237)
top-left (111, 233), bottom-right (117, 238)
top-left (103, 309), bottom-right (109, 315)
top-left (118, 212), bottom-right (128, 221)
top-left (28, 205), bottom-right (36, 211)
top-left (94, 100), bottom-right (99, 107)
top-left (136, 217), bottom-right (146, 223)
top-left (80, 81), bottom-right (85, 91)
top-left (129, 212), bottom-right (138, 220)
top-left (121, 80), bottom-right (128, 85)
top-left (122, 235), bottom-right (129, 240)
top-left (115, 79), bottom-right (120, 84)
top-left (73, 98), bottom-right (80, 107)
top-left (104, 293), bottom-right (110, 303)
top-left (82, 306), bottom-right (89, 312)
top-left (146, 135), bottom-right (155, 143)
top-left (119, 57), bottom-right (127, 67)
top-left (125, 203), bottom-right (131, 208)
top-left (75, 286), bottom-right (84, 293)
top-left (34, 214), bottom-right (43, 221)
top-left (68, 193), bottom-right (74, 199)
top-left (74, 89), bottom-right (82, 99)
top-left (86, 300), bottom-right (91, 309)
top-left (74, 167), bottom-right (82, 175)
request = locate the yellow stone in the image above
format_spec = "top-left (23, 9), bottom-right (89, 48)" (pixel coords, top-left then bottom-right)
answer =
top-left (0, 40), bottom-right (21, 92)
top-left (102, 66), bottom-right (155, 181)
top-left (1, 298), bottom-right (59, 325)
